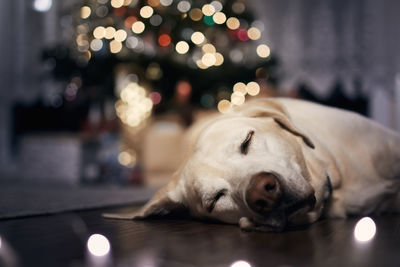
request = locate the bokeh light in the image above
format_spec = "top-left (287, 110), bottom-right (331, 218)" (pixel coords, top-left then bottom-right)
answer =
top-left (231, 91), bottom-right (245, 105)
top-left (202, 4), bottom-right (215, 16)
top-left (226, 17), bottom-right (240, 30)
top-left (105, 26), bottom-right (116, 39)
top-left (81, 6), bottom-right (91, 19)
top-left (158, 34), bottom-right (171, 47)
top-left (214, 53), bottom-right (224, 66)
top-left (354, 217), bottom-right (377, 242)
top-left (233, 82), bottom-right (247, 95)
top-left (247, 27), bottom-right (261, 40)
top-left (189, 8), bottom-right (203, 21)
top-left (90, 39), bottom-right (103, 52)
top-left (140, 6), bottom-right (153, 18)
top-left (110, 40), bottom-right (123, 53)
top-left (93, 26), bottom-right (106, 39)
top-left (231, 260), bottom-right (252, 267)
top-left (213, 12), bottom-right (226, 24)
top-left (177, 1), bottom-right (191, 13)
top-left (246, 82), bottom-right (260, 96)
top-left (191, 31), bottom-right (205, 45)
top-left (114, 29), bottom-right (127, 42)
top-left (202, 44), bottom-right (216, 54)
top-left (175, 41), bottom-right (190, 54)
top-left (256, 44), bottom-right (271, 58)
top-left (111, 0), bottom-right (124, 8)
top-left (132, 21), bottom-right (145, 34)
top-left (33, 0), bottom-right (53, 12)
top-left (217, 99), bottom-right (232, 113)
top-left (160, 0), bottom-right (173, 7)
top-left (202, 53), bottom-right (217, 67)
top-left (87, 234), bottom-right (111, 257)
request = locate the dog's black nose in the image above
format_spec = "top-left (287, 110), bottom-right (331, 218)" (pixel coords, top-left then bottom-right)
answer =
top-left (245, 172), bottom-right (282, 215)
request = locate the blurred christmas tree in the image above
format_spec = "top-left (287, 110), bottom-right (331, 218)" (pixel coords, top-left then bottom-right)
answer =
top-left (44, 0), bottom-right (279, 127)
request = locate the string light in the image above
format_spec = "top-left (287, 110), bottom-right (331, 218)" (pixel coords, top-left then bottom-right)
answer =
top-left (90, 39), bottom-right (103, 51)
top-left (177, 1), bottom-right (191, 13)
top-left (105, 26), bottom-right (116, 39)
top-left (132, 21), bottom-right (145, 34)
top-left (233, 82), bottom-right (247, 95)
top-left (202, 4), bottom-right (215, 16)
top-left (226, 17), bottom-right (240, 30)
top-left (256, 44), bottom-right (271, 58)
top-left (246, 82), bottom-right (260, 96)
top-left (213, 12), bottom-right (226, 24)
top-left (247, 27), bottom-right (261, 40)
top-left (158, 34), bottom-right (171, 47)
top-left (81, 6), bottom-right (91, 19)
top-left (191, 31), bottom-right (205, 45)
top-left (93, 26), bottom-right (106, 39)
top-left (140, 6), bottom-right (153, 18)
top-left (114, 29), bottom-right (127, 42)
top-left (189, 8), bottom-right (203, 21)
top-left (175, 41), bottom-right (189, 54)
top-left (217, 99), bottom-right (232, 113)
top-left (111, 0), bottom-right (124, 8)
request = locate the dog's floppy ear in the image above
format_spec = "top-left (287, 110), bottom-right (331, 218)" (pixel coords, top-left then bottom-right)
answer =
top-left (236, 99), bottom-right (315, 149)
top-left (102, 182), bottom-right (185, 220)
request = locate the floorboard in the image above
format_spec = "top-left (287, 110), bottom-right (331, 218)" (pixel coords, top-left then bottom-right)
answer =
top-left (0, 205), bottom-right (399, 267)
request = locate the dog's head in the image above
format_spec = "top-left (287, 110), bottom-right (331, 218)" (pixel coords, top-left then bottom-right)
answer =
top-left (108, 99), bottom-right (333, 231)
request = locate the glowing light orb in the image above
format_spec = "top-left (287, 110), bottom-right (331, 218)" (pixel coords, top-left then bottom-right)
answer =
top-left (226, 17), bottom-right (240, 30)
top-left (218, 100), bottom-right (232, 113)
top-left (81, 6), bottom-right (91, 19)
top-left (175, 41), bottom-right (189, 54)
top-left (256, 44), bottom-right (271, 58)
top-left (132, 21), bottom-right (145, 34)
top-left (140, 6), bottom-right (153, 18)
top-left (110, 40), bottom-right (122, 53)
top-left (202, 4), bottom-right (215, 16)
top-left (93, 26), bottom-right (106, 39)
top-left (231, 260), bottom-right (252, 267)
top-left (246, 82), bottom-right (260, 96)
top-left (33, 0), bottom-right (53, 12)
top-left (191, 31), bottom-right (205, 45)
top-left (354, 217), bottom-right (377, 242)
top-left (87, 234), bottom-right (110, 257)
top-left (213, 12), bottom-right (226, 24)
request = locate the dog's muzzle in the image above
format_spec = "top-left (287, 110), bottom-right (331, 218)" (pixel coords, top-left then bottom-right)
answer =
top-left (245, 172), bottom-right (316, 219)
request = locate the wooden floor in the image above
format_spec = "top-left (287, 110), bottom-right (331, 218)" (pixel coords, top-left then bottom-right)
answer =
top-left (0, 205), bottom-right (399, 267)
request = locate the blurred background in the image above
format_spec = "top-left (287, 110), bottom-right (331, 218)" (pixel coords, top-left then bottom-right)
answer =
top-left (1, 0), bottom-right (400, 188)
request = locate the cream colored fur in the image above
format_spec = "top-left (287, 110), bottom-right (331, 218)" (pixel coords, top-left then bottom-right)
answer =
top-left (103, 98), bottom-right (400, 232)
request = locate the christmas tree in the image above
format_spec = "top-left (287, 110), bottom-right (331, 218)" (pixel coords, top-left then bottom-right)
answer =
top-left (45, 0), bottom-right (278, 128)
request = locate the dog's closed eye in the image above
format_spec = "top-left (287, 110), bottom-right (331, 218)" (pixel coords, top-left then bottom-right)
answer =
top-left (206, 189), bottom-right (227, 213)
top-left (240, 130), bottom-right (255, 155)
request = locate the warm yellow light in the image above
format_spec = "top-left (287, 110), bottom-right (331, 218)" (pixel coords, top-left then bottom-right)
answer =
top-left (111, 0), bottom-right (124, 8)
top-left (189, 8), bottom-right (203, 21)
top-left (231, 92), bottom-right (245, 105)
top-left (196, 59), bottom-right (208, 69)
top-left (248, 27), bottom-right (261, 40)
top-left (202, 53), bottom-right (216, 67)
top-left (202, 44), bottom-right (216, 54)
top-left (191, 31), bottom-right (205, 45)
top-left (218, 99), bottom-right (232, 113)
top-left (105, 27), bottom-right (116, 39)
top-left (256, 44), bottom-right (271, 58)
top-left (233, 82), bottom-right (247, 95)
top-left (76, 34), bottom-right (88, 46)
top-left (202, 4), bottom-right (215, 16)
top-left (213, 12), bottom-right (226, 24)
top-left (110, 40), bottom-right (122, 53)
top-left (90, 39), bottom-right (103, 52)
top-left (132, 21), bottom-right (145, 34)
top-left (226, 17), bottom-right (240, 30)
top-left (124, 0), bottom-right (133, 6)
top-left (214, 53), bottom-right (224, 66)
top-left (247, 82), bottom-right (260, 96)
top-left (114, 29), bottom-right (127, 42)
top-left (93, 26), bottom-right (106, 39)
top-left (81, 6), bottom-right (91, 19)
top-left (175, 41), bottom-right (189, 54)
top-left (140, 6), bottom-right (153, 18)
top-left (147, 0), bottom-right (160, 7)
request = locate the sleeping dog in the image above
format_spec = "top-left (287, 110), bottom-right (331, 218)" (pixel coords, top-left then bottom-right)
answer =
top-left (104, 98), bottom-right (400, 232)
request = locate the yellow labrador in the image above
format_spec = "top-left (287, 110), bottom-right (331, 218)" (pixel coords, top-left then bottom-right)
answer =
top-left (104, 98), bottom-right (400, 231)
